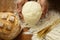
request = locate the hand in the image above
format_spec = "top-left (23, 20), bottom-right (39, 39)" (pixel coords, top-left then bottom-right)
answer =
top-left (37, 0), bottom-right (48, 18)
top-left (17, 0), bottom-right (28, 20)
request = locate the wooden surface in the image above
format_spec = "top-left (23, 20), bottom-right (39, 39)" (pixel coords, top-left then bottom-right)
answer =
top-left (14, 27), bottom-right (32, 40)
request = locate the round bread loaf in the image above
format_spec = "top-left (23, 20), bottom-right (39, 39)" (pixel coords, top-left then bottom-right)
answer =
top-left (0, 12), bottom-right (21, 40)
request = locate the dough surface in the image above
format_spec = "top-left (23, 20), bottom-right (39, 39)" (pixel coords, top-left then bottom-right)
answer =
top-left (22, 1), bottom-right (42, 25)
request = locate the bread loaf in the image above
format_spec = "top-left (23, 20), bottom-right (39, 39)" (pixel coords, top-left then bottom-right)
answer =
top-left (0, 12), bottom-right (21, 40)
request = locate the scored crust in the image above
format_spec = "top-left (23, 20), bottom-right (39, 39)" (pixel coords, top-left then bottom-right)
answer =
top-left (0, 12), bottom-right (21, 40)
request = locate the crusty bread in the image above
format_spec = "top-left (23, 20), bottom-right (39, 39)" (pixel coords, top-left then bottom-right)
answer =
top-left (0, 12), bottom-right (21, 40)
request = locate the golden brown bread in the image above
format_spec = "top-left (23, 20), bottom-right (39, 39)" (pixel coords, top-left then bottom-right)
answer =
top-left (0, 12), bottom-right (21, 40)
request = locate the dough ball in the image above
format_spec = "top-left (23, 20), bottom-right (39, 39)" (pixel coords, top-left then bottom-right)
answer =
top-left (22, 1), bottom-right (42, 25)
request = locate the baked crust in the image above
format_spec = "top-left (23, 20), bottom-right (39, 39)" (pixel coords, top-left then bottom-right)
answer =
top-left (0, 12), bottom-right (21, 40)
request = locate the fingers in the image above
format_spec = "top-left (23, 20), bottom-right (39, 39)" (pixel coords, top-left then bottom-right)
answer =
top-left (17, 0), bottom-right (28, 20)
top-left (37, 0), bottom-right (48, 18)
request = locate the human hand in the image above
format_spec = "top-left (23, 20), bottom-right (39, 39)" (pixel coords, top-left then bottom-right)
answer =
top-left (17, 0), bottom-right (28, 20)
top-left (37, 0), bottom-right (48, 18)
